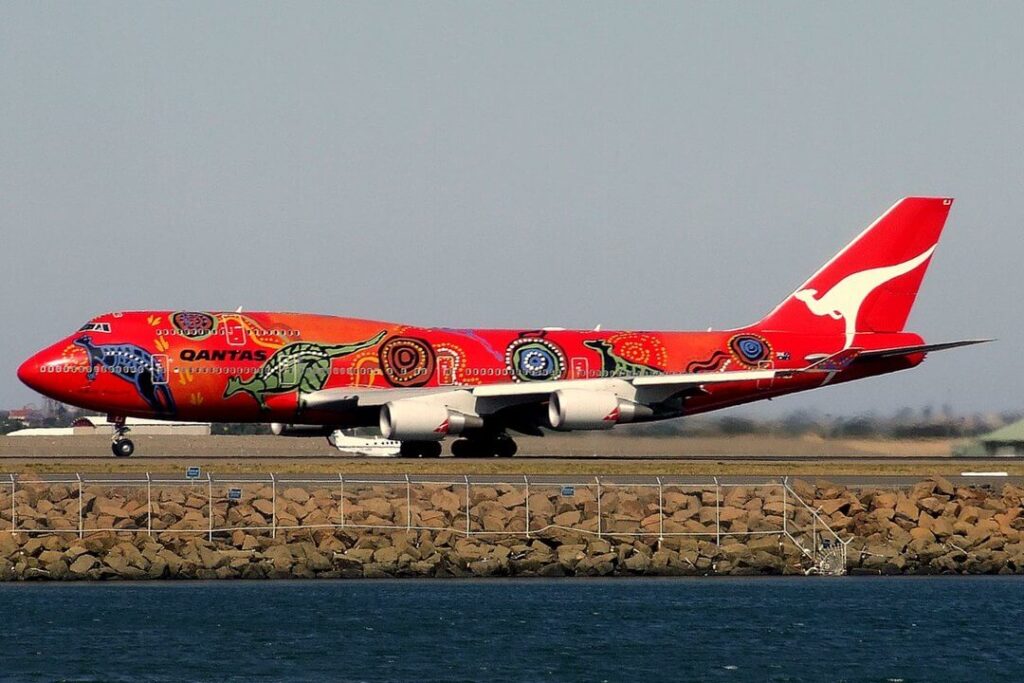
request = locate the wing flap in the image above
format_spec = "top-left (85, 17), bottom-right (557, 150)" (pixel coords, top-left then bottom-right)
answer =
top-left (630, 369), bottom-right (776, 386)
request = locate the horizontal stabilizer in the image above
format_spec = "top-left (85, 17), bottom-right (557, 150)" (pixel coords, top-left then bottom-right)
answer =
top-left (800, 348), bottom-right (862, 373)
top-left (856, 339), bottom-right (993, 360)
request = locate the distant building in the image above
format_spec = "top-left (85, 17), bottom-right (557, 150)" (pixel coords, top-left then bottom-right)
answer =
top-left (7, 416), bottom-right (211, 437)
top-left (955, 418), bottom-right (1024, 456)
top-left (7, 407), bottom-right (43, 426)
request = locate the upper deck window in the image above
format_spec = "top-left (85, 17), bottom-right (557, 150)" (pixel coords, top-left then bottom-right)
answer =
top-left (78, 322), bottom-right (111, 333)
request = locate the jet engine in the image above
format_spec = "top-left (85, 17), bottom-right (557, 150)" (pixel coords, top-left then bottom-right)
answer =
top-left (379, 401), bottom-right (483, 441)
top-left (547, 390), bottom-right (650, 430)
top-left (269, 423), bottom-right (333, 437)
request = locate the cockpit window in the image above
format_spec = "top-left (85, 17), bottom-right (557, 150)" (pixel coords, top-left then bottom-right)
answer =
top-left (78, 322), bottom-right (111, 333)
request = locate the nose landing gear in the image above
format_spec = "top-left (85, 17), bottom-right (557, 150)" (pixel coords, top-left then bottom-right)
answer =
top-left (110, 416), bottom-right (134, 457)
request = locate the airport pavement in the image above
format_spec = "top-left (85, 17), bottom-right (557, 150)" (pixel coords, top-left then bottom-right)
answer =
top-left (0, 455), bottom-right (1020, 484)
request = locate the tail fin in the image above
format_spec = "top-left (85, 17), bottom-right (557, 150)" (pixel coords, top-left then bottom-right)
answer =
top-left (756, 197), bottom-right (954, 348)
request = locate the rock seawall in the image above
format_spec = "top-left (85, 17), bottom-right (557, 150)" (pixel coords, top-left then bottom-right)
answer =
top-left (0, 476), bottom-right (1021, 579)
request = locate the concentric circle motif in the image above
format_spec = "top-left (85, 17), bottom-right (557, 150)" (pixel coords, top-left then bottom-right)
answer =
top-left (434, 343), bottom-right (468, 385)
top-left (379, 336), bottom-right (436, 387)
top-left (607, 332), bottom-right (668, 369)
top-left (505, 337), bottom-right (566, 382)
top-left (728, 334), bottom-right (772, 367)
top-left (171, 311), bottom-right (216, 340)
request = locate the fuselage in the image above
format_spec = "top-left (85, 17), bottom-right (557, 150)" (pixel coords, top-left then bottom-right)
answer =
top-left (17, 310), bottom-right (924, 426)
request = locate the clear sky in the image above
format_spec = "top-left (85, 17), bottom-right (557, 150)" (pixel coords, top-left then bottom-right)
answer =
top-left (1, 3), bottom-right (1020, 415)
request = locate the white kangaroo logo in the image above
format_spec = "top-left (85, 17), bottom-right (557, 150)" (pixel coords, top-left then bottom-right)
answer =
top-left (794, 245), bottom-right (936, 349)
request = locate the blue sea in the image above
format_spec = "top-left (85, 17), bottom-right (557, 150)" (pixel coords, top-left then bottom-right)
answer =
top-left (0, 577), bottom-right (1019, 682)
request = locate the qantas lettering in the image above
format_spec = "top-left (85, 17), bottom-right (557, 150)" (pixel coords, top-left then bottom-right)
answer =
top-left (179, 349), bottom-right (268, 362)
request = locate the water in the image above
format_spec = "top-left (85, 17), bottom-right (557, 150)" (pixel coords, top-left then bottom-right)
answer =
top-left (0, 577), bottom-right (1020, 682)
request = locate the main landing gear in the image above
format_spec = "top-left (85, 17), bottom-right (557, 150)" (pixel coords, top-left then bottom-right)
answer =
top-left (110, 416), bottom-right (134, 458)
top-left (399, 441), bottom-right (443, 458)
top-left (450, 435), bottom-right (517, 458)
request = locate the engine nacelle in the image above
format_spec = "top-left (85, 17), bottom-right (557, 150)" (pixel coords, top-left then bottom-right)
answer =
top-left (547, 390), bottom-right (647, 431)
top-left (380, 401), bottom-right (483, 441)
top-left (270, 423), bottom-right (333, 437)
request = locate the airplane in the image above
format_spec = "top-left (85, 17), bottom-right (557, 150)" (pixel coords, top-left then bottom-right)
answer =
top-left (17, 197), bottom-right (988, 458)
top-left (325, 428), bottom-right (402, 457)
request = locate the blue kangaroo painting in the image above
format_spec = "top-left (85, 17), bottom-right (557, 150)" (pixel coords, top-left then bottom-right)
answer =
top-left (74, 336), bottom-right (176, 415)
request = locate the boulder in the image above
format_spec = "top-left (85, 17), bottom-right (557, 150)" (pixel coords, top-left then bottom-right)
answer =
top-left (576, 552), bottom-right (617, 576)
top-left (361, 498), bottom-right (393, 518)
top-left (282, 488), bottom-right (310, 504)
top-left (931, 476), bottom-right (955, 497)
top-left (430, 489), bottom-right (463, 515)
top-left (94, 499), bottom-right (129, 519)
top-left (252, 499), bottom-right (274, 517)
top-left (622, 551), bottom-right (650, 573)
top-left (747, 536), bottom-right (781, 553)
top-left (895, 497), bottom-right (919, 523)
top-left (872, 492), bottom-right (898, 510)
top-left (556, 544), bottom-right (587, 569)
top-left (931, 516), bottom-right (955, 539)
top-left (45, 559), bottom-right (69, 580)
top-left (816, 499), bottom-right (850, 516)
top-left (553, 511), bottom-right (582, 527)
top-left (917, 497), bottom-right (946, 516)
top-left (496, 490), bottom-right (526, 509)
top-left (469, 558), bottom-right (503, 576)
top-left (718, 507), bottom-right (746, 523)
top-left (68, 554), bottom-right (98, 576)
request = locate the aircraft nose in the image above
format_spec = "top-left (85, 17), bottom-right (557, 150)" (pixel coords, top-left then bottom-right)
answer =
top-left (18, 351), bottom-right (48, 394)
top-left (17, 346), bottom-right (69, 397)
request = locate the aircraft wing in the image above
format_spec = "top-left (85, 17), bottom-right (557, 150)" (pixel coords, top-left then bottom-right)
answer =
top-left (300, 366), bottom-right (787, 417)
top-left (298, 345), bottom-right (925, 420)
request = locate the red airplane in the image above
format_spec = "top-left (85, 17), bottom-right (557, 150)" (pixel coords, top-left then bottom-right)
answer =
top-left (18, 197), bottom-right (987, 458)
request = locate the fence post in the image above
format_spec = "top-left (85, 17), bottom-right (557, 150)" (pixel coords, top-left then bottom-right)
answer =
top-left (596, 476), bottom-right (602, 539)
top-left (76, 474), bottom-right (82, 539)
top-left (812, 508), bottom-right (818, 558)
top-left (782, 478), bottom-right (788, 535)
top-left (207, 472), bottom-right (213, 542)
top-left (10, 474), bottom-right (16, 532)
top-left (713, 477), bottom-right (721, 547)
top-left (147, 473), bottom-right (152, 537)
top-left (271, 473), bottom-right (277, 540)
top-left (524, 475), bottom-right (530, 538)
top-left (657, 477), bottom-right (664, 542)
top-left (405, 474), bottom-right (412, 531)
top-left (464, 475), bottom-right (470, 537)
top-left (338, 473), bottom-right (345, 529)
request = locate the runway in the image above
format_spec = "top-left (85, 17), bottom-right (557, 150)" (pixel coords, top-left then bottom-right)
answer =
top-left (0, 468), bottom-right (1017, 487)
top-left (0, 452), bottom-right (1020, 484)
top-left (0, 452), bottom-right (984, 461)
top-left (1, 432), bottom-right (1015, 478)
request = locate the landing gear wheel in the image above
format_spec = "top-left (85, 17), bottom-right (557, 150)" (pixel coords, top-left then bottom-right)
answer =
top-left (400, 441), bottom-right (443, 458)
top-left (450, 440), bottom-right (470, 458)
top-left (110, 416), bottom-right (133, 457)
top-left (112, 439), bottom-right (135, 458)
top-left (450, 436), bottom-right (517, 458)
top-left (494, 438), bottom-right (518, 458)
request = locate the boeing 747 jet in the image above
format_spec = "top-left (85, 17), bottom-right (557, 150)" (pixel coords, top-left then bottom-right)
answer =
top-left (18, 197), bottom-right (986, 457)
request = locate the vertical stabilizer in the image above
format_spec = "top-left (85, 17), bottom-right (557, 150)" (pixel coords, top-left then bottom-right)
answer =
top-left (756, 197), bottom-right (953, 348)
